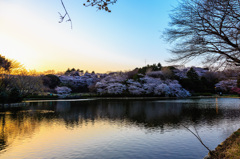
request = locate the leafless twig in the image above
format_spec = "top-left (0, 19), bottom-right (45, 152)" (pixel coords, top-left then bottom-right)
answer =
top-left (59, 0), bottom-right (72, 29)
top-left (58, 0), bottom-right (117, 29)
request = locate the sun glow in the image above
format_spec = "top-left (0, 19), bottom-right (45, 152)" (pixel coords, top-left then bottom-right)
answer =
top-left (0, 0), bottom-right (176, 73)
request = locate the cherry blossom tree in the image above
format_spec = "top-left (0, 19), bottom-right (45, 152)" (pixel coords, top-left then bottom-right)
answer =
top-left (55, 86), bottom-right (72, 98)
top-left (215, 80), bottom-right (237, 92)
top-left (95, 74), bottom-right (191, 97)
top-left (126, 79), bottom-right (145, 95)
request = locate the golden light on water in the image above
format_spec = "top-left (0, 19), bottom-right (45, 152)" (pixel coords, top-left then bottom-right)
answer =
top-left (0, 112), bottom-right (125, 159)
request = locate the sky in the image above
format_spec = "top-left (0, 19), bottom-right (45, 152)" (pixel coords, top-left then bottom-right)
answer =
top-left (0, 0), bottom-right (182, 73)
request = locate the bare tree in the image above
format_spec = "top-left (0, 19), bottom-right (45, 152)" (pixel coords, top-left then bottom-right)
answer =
top-left (11, 70), bottom-right (44, 97)
top-left (59, 0), bottom-right (117, 28)
top-left (165, 0), bottom-right (240, 68)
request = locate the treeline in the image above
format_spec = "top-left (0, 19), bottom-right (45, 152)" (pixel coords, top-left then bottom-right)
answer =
top-left (0, 55), bottom-right (44, 103)
top-left (127, 65), bottom-right (216, 94)
top-left (2, 53), bottom-right (240, 103)
top-left (0, 55), bottom-right (99, 103)
top-left (114, 64), bottom-right (240, 96)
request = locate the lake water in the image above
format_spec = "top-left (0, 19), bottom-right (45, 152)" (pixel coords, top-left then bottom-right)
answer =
top-left (0, 98), bottom-right (240, 159)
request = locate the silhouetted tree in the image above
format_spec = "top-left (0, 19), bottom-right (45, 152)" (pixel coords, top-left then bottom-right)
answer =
top-left (137, 63), bottom-right (162, 75)
top-left (42, 74), bottom-right (61, 89)
top-left (187, 68), bottom-right (199, 81)
top-left (65, 68), bottom-right (71, 74)
top-left (165, 0), bottom-right (240, 68)
top-left (8, 87), bottom-right (22, 103)
top-left (71, 68), bottom-right (76, 72)
top-left (157, 63), bottom-right (162, 70)
top-left (0, 54), bottom-right (44, 103)
top-left (0, 55), bottom-right (11, 71)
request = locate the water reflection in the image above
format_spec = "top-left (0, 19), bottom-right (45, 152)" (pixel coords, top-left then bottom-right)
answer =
top-left (216, 98), bottom-right (218, 114)
top-left (0, 98), bottom-right (240, 159)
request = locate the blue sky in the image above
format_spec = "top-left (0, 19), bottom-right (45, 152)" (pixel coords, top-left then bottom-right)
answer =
top-left (0, 0), bottom-right (186, 73)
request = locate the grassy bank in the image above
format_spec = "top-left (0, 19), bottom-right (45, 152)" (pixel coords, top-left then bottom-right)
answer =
top-left (209, 129), bottom-right (240, 159)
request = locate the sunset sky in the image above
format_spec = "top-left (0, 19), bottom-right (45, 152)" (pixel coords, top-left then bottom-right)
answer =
top-left (0, 0), bottom-right (183, 73)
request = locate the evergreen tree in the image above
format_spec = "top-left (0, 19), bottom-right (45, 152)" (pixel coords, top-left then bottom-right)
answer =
top-left (187, 68), bottom-right (199, 81)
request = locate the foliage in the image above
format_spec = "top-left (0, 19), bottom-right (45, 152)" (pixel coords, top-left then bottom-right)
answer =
top-left (64, 68), bottom-right (84, 76)
top-left (231, 87), bottom-right (240, 95)
top-left (146, 71), bottom-right (164, 79)
top-left (59, 72), bottom-right (103, 93)
top-left (161, 67), bottom-right (175, 79)
top-left (179, 67), bottom-right (201, 92)
top-left (42, 74), bottom-right (60, 89)
top-left (137, 63), bottom-right (162, 75)
top-left (187, 68), bottom-right (199, 81)
top-left (55, 86), bottom-right (72, 98)
top-left (10, 70), bottom-right (44, 97)
top-left (0, 90), bottom-right (8, 103)
top-left (176, 67), bottom-right (217, 93)
top-left (0, 54), bottom-right (44, 103)
top-left (95, 75), bottom-right (190, 97)
top-left (215, 80), bottom-right (237, 93)
top-left (165, 0), bottom-right (240, 67)
top-left (8, 88), bottom-right (22, 103)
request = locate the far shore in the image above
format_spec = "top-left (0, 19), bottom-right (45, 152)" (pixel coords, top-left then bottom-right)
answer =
top-left (0, 95), bottom-right (238, 105)
top-left (22, 95), bottom-right (239, 102)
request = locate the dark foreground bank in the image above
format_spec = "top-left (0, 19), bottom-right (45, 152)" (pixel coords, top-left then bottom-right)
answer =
top-left (207, 129), bottom-right (240, 159)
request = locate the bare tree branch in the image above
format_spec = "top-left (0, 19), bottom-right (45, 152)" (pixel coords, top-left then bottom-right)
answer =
top-left (83, 0), bottom-right (117, 12)
top-left (59, 0), bottom-right (72, 29)
top-left (165, 0), bottom-right (240, 68)
top-left (59, 0), bottom-right (117, 28)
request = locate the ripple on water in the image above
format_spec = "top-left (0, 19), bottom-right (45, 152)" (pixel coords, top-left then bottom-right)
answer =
top-left (0, 98), bottom-right (240, 159)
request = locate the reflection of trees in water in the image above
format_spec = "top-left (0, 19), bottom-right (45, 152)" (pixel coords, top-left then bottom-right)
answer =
top-left (0, 99), bottom-right (240, 152)
top-left (0, 102), bottom-right (59, 152)
top-left (54, 100), bottom-right (239, 130)
top-left (1, 100), bottom-right (239, 130)
top-left (0, 113), bottom-right (39, 151)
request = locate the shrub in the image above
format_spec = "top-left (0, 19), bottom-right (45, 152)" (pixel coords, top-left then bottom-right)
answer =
top-left (8, 88), bottom-right (22, 102)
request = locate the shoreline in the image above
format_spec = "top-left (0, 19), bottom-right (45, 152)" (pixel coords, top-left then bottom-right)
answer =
top-left (0, 95), bottom-right (239, 105)
top-left (25, 96), bottom-right (239, 102)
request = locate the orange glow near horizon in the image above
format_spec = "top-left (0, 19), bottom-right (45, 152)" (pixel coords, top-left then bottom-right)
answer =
top-left (0, 1), bottom-right (142, 73)
top-left (0, 0), bottom-right (186, 74)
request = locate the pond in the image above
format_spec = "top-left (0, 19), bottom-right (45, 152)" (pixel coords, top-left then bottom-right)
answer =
top-left (0, 98), bottom-right (240, 159)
